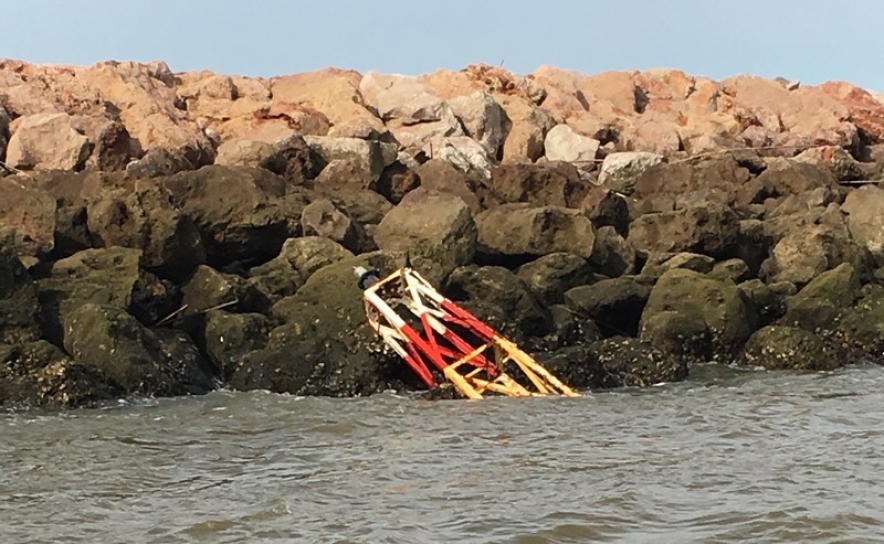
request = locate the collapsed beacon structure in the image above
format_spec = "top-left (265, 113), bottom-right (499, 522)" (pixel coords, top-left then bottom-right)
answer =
top-left (355, 267), bottom-right (580, 399)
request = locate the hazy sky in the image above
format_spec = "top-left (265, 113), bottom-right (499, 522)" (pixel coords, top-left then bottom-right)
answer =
top-left (2, 1), bottom-right (882, 90)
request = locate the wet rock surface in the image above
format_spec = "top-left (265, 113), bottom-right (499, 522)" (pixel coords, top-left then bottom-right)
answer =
top-left (3, 59), bottom-right (884, 406)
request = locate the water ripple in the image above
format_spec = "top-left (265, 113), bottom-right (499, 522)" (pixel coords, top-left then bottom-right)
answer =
top-left (2, 365), bottom-right (884, 543)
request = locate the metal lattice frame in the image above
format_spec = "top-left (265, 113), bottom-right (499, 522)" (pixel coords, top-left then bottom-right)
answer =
top-left (362, 268), bottom-right (579, 399)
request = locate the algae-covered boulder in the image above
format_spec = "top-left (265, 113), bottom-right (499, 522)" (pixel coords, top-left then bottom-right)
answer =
top-left (639, 252), bottom-right (715, 279)
top-left (248, 236), bottom-right (354, 303)
top-left (541, 345), bottom-right (617, 390)
top-left (63, 303), bottom-right (215, 396)
top-left (181, 265), bottom-right (270, 316)
top-left (564, 276), bottom-right (651, 337)
top-left (738, 279), bottom-right (795, 328)
top-left (640, 268), bottom-right (753, 361)
top-left (36, 247), bottom-right (143, 346)
top-left (589, 336), bottom-right (688, 387)
top-left (542, 334), bottom-right (688, 389)
top-left (741, 326), bottom-right (847, 371)
top-left (253, 252), bottom-right (407, 396)
top-left (200, 311), bottom-right (270, 380)
top-left (0, 340), bottom-right (121, 407)
top-left (779, 263), bottom-right (860, 333)
top-left (836, 285), bottom-right (884, 356)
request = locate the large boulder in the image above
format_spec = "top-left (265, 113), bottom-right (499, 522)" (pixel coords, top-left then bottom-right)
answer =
top-left (125, 146), bottom-right (196, 178)
top-left (564, 276), bottom-right (652, 337)
top-left (476, 204), bottom-right (596, 261)
top-left (836, 285), bottom-right (884, 356)
top-left (597, 152), bottom-right (663, 195)
top-left (639, 252), bottom-right (716, 279)
top-left (447, 91), bottom-right (506, 157)
top-left (496, 94), bottom-right (557, 162)
top-left (86, 182), bottom-right (206, 280)
top-left (0, 175), bottom-right (57, 257)
top-left (515, 253), bottom-right (596, 306)
top-left (36, 247), bottom-right (143, 346)
top-left (543, 124), bottom-right (600, 163)
top-left (304, 136), bottom-right (397, 186)
top-left (842, 185), bottom-right (884, 266)
top-left (819, 81), bottom-right (884, 142)
top-left (587, 336), bottom-right (688, 387)
top-left (160, 166), bottom-right (308, 266)
top-left (738, 279), bottom-right (795, 328)
top-left (359, 72), bottom-right (463, 148)
top-left (92, 120), bottom-right (136, 171)
top-left (313, 186), bottom-right (394, 227)
top-left (490, 162), bottom-right (586, 208)
top-left (417, 159), bottom-right (483, 214)
top-left (632, 155), bottom-right (749, 200)
top-left (300, 198), bottom-right (373, 255)
top-left (0, 250), bottom-right (41, 345)
top-left (640, 268), bottom-right (753, 361)
top-left (376, 161), bottom-right (420, 204)
top-left (0, 340), bottom-right (120, 407)
top-left (80, 61), bottom-right (216, 167)
top-left (214, 134), bottom-right (315, 185)
top-left (710, 258), bottom-right (752, 284)
top-left (779, 263), bottom-right (860, 333)
top-left (5, 113), bottom-right (90, 171)
top-left (793, 146), bottom-right (869, 183)
top-left (719, 75), bottom-right (856, 150)
top-left (581, 187), bottom-right (631, 236)
top-left (200, 310), bottom-right (269, 381)
top-left (541, 344), bottom-right (618, 390)
top-left (589, 226), bottom-right (637, 278)
top-left (254, 252), bottom-right (408, 396)
top-left (248, 237), bottom-right (353, 303)
top-left (422, 136), bottom-right (493, 183)
top-left (763, 224), bottom-right (871, 286)
top-left (30, 170), bottom-right (111, 258)
top-left (445, 265), bottom-right (553, 341)
top-left (269, 68), bottom-right (383, 133)
top-left (751, 158), bottom-right (839, 199)
top-left (63, 303), bottom-right (215, 396)
top-left (181, 265), bottom-right (270, 316)
top-left (741, 326), bottom-right (847, 371)
top-left (374, 189), bottom-right (476, 284)
top-left (628, 201), bottom-right (741, 259)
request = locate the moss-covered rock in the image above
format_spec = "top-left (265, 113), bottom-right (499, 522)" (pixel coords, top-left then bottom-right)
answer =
top-left (741, 326), bottom-right (846, 371)
top-left (640, 268), bottom-right (753, 361)
top-left (63, 303), bottom-right (215, 396)
top-left (589, 336), bottom-right (688, 387)
top-left (0, 340), bottom-right (120, 407)
top-left (564, 276), bottom-right (651, 337)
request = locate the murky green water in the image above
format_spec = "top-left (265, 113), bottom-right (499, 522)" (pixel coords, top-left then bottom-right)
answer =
top-left (3, 363), bottom-right (884, 543)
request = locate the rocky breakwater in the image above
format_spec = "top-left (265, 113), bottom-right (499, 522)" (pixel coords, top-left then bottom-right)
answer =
top-left (3, 59), bottom-right (884, 407)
